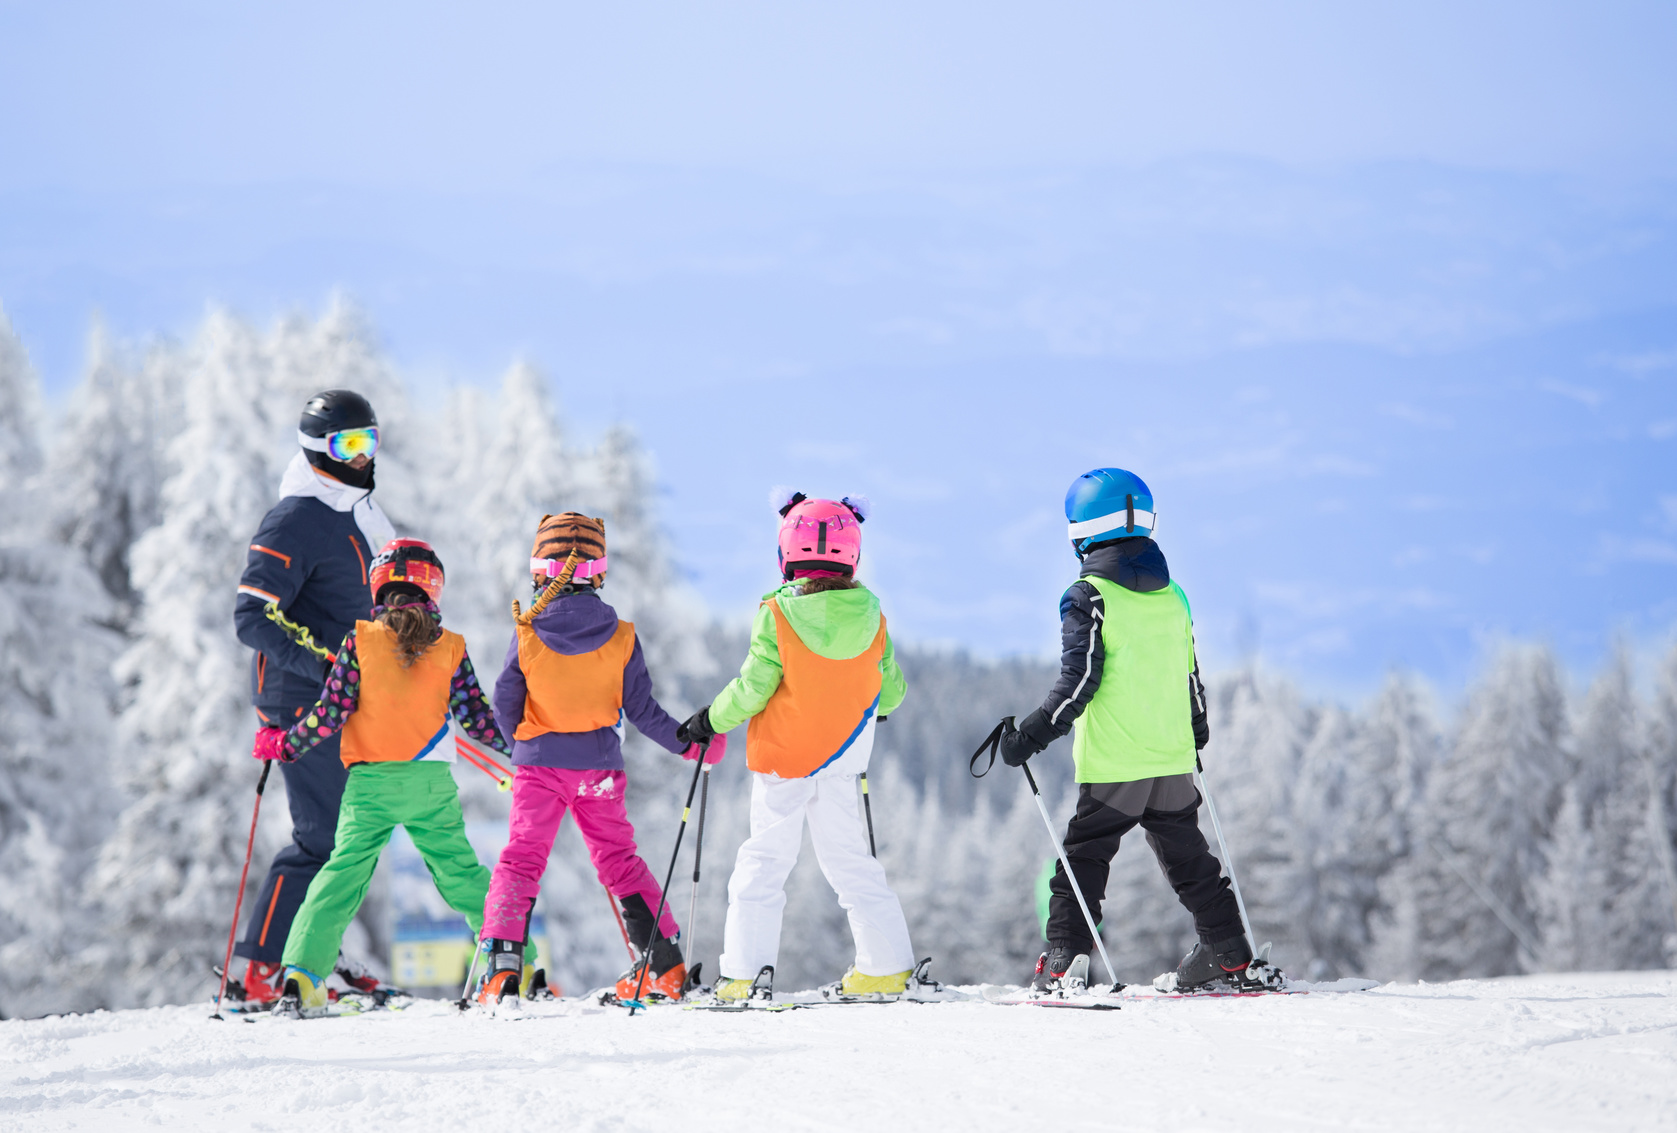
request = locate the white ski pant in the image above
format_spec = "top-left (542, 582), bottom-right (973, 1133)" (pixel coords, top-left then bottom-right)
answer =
top-left (719, 771), bottom-right (914, 981)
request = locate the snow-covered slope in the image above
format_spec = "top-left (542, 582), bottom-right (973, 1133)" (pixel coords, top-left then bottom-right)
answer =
top-left (3, 972), bottom-right (1674, 1131)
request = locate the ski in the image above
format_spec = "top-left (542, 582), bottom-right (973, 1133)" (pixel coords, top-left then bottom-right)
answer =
top-left (980, 984), bottom-right (1123, 1011)
top-left (980, 952), bottom-right (1123, 1010)
top-left (1134, 975), bottom-right (1378, 1000)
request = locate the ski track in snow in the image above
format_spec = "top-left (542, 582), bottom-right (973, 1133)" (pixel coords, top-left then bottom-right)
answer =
top-left (2, 972), bottom-right (1675, 1132)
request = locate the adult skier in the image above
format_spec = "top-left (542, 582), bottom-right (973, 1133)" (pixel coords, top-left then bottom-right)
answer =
top-left (994, 468), bottom-right (1251, 993)
top-left (227, 390), bottom-right (396, 1007)
top-left (678, 492), bottom-right (918, 1002)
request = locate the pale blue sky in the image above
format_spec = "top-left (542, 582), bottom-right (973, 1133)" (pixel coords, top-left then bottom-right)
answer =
top-left (2, 2), bottom-right (1675, 695)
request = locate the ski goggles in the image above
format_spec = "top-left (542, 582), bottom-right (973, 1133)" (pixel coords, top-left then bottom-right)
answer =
top-left (531, 555), bottom-right (608, 581)
top-left (297, 426), bottom-right (380, 463)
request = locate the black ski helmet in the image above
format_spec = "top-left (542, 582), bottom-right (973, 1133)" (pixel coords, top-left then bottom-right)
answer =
top-left (298, 390), bottom-right (378, 488)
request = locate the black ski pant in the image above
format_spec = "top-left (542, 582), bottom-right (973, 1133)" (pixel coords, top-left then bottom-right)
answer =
top-left (1046, 774), bottom-right (1243, 953)
top-left (234, 729), bottom-right (348, 965)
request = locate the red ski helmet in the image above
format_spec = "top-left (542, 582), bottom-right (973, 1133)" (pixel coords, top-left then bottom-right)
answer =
top-left (369, 538), bottom-right (445, 605)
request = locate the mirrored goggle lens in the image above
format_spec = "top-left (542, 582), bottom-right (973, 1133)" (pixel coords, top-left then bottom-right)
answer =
top-left (326, 426), bottom-right (379, 462)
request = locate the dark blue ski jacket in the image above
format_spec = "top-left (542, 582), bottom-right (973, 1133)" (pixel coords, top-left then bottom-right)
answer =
top-left (234, 496), bottom-right (381, 716)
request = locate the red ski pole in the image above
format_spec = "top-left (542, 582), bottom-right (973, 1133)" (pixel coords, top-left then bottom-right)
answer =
top-left (455, 736), bottom-right (514, 791)
top-left (212, 761), bottom-right (273, 1019)
top-left (606, 887), bottom-right (636, 961)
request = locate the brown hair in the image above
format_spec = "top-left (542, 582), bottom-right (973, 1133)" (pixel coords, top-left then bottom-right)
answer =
top-left (512, 513), bottom-right (608, 626)
top-left (378, 595), bottom-right (440, 667)
top-left (797, 575), bottom-right (859, 594)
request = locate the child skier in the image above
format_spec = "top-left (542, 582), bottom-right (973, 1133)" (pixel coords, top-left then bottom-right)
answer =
top-left (993, 467), bottom-right (1252, 993)
top-left (475, 513), bottom-right (723, 1007)
top-left (251, 538), bottom-right (533, 1015)
top-left (678, 492), bottom-right (917, 1002)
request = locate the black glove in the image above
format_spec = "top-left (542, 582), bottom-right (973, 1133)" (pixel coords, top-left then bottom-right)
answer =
top-left (677, 706), bottom-right (715, 746)
top-left (999, 708), bottom-right (1058, 767)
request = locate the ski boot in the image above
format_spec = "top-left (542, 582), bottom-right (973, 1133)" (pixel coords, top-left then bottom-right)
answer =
top-left (1030, 944), bottom-right (1084, 993)
top-left (274, 966), bottom-right (330, 1018)
top-left (335, 951), bottom-right (400, 1003)
top-left (1157, 935), bottom-right (1282, 993)
top-left (613, 895), bottom-right (687, 1002)
top-left (712, 965), bottom-right (774, 1004)
top-left (231, 959), bottom-right (285, 1009)
top-left (475, 939), bottom-right (525, 1011)
top-left (525, 966), bottom-right (558, 1001)
top-left (614, 932), bottom-right (687, 1003)
top-left (335, 951), bottom-right (405, 1006)
top-left (820, 961), bottom-right (917, 1002)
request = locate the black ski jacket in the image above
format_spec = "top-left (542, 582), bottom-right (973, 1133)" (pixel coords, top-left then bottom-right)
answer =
top-left (1031, 538), bottom-right (1209, 749)
top-left (234, 496), bottom-right (381, 715)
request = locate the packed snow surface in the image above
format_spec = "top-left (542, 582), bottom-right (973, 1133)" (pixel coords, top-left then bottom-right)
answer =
top-left (3, 972), bottom-right (1675, 1132)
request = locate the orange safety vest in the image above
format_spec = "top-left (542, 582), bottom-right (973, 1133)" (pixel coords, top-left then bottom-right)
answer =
top-left (746, 600), bottom-right (886, 778)
top-left (340, 620), bottom-right (466, 766)
top-left (513, 620), bottom-right (636, 739)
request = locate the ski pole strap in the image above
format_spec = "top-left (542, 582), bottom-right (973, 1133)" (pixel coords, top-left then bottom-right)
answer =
top-left (969, 718), bottom-right (1013, 779)
top-left (263, 602), bottom-right (338, 662)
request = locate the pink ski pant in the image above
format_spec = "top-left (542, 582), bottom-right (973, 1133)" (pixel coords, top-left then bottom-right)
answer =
top-left (482, 766), bottom-right (677, 942)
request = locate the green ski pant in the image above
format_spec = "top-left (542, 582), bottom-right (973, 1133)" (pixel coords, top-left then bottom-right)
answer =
top-left (281, 761), bottom-right (532, 978)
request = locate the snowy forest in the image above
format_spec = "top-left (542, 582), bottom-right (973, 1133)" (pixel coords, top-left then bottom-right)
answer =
top-left (1, 300), bottom-right (1675, 1020)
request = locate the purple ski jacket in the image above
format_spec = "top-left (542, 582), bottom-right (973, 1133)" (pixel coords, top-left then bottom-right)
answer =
top-left (492, 590), bottom-right (684, 770)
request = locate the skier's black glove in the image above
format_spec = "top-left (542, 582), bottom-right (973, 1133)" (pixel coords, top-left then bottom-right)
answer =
top-left (999, 708), bottom-right (1058, 766)
top-left (677, 706), bottom-right (716, 746)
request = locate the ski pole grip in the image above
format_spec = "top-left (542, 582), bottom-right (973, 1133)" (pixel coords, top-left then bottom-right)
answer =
top-left (1021, 762), bottom-right (1041, 797)
top-left (256, 761), bottom-right (273, 794)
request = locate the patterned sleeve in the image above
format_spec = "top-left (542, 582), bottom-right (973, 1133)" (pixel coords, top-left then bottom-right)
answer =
top-left (282, 629), bottom-right (362, 758)
top-left (450, 648), bottom-right (512, 755)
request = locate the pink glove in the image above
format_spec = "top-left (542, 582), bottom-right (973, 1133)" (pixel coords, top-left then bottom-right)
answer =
top-left (252, 727), bottom-right (288, 762)
top-left (681, 732), bottom-right (727, 766)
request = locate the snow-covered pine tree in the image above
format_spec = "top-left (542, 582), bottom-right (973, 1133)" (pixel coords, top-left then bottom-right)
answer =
top-left (1287, 675), bottom-right (1438, 980)
top-left (1359, 675), bottom-right (1444, 981)
top-left (442, 361), bottom-right (572, 665)
top-left (0, 307), bottom-right (120, 1017)
top-left (1532, 782), bottom-right (1614, 971)
top-left (1411, 645), bottom-right (1568, 979)
top-left (1649, 643), bottom-right (1677, 963)
top-left (1198, 665), bottom-right (1312, 958)
top-left (579, 424), bottom-right (710, 689)
top-left (86, 309), bottom-right (309, 1006)
top-left (1278, 703), bottom-right (1366, 979)
top-left (1558, 647), bottom-right (1669, 969)
top-left (48, 320), bottom-right (182, 626)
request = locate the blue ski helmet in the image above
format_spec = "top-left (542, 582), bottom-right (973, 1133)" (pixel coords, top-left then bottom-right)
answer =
top-left (1065, 467), bottom-right (1155, 557)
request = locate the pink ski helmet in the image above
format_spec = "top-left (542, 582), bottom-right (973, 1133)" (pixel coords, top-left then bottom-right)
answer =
top-left (776, 491), bottom-right (868, 580)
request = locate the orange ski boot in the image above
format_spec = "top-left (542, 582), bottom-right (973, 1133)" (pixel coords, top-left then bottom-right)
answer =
top-left (614, 934), bottom-right (687, 1002)
top-left (475, 939), bottom-right (525, 1008)
top-left (615, 958), bottom-right (687, 1002)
